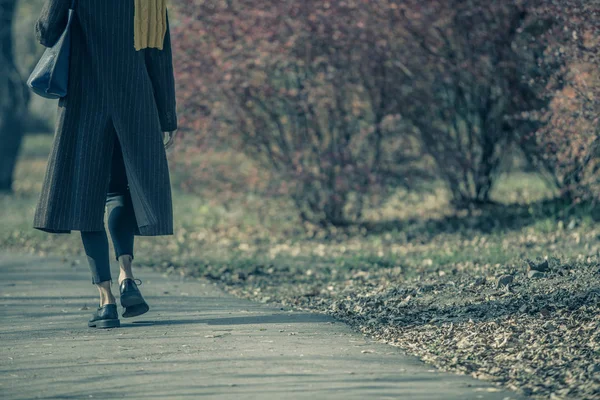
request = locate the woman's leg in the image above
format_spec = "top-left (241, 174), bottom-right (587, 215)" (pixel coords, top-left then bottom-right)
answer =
top-left (107, 192), bottom-right (136, 284)
top-left (106, 137), bottom-right (149, 317)
top-left (80, 229), bottom-right (116, 306)
top-left (106, 136), bottom-right (137, 285)
top-left (105, 137), bottom-right (149, 317)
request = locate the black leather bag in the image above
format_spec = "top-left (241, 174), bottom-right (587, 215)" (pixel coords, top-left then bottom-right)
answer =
top-left (27, 0), bottom-right (76, 99)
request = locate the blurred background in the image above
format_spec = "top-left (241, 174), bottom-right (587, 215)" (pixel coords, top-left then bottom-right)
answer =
top-left (1, 1), bottom-right (599, 397)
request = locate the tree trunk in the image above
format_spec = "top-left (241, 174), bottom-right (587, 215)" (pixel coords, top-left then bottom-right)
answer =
top-left (0, 0), bottom-right (29, 193)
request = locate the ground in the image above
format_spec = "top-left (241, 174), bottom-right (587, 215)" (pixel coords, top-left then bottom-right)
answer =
top-left (1, 134), bottom-right (599, 399)
top-left (0, 253), bottom-right (518, 399)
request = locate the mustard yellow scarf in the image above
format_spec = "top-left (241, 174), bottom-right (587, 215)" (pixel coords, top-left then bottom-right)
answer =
top-left (134, 0), bottom-right (168, 51)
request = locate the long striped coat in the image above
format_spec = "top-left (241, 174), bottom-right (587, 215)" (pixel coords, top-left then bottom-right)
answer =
top-left (32, 0), bottom-right (177, 236)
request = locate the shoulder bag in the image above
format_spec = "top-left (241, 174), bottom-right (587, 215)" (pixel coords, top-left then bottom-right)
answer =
top-left (27, 0), bottom-right (76, 99)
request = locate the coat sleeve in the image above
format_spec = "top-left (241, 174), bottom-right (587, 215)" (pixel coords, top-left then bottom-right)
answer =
top-left (35, 0), bottom-right (70, 48)
top-left (144, 9), bottom-right (178, 132)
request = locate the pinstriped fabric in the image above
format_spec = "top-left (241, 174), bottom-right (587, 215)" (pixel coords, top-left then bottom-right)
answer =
top-left (32, 0), bottom-right (177, 236)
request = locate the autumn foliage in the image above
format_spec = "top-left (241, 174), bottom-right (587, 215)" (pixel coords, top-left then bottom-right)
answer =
top-left (173, 0), bottom-right (426, 226)
top-left (521, 0), bottom-right (600, 202)
top-left (172, 0), bottom-right (600, 224)
top-left (383, 0), bottom-right (534, 206)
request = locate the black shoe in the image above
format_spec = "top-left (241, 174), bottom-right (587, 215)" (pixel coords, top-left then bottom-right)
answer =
top-left (88, 304), bottom-right (120, 328)
top-left (119, 278), bottom-right (149, 318)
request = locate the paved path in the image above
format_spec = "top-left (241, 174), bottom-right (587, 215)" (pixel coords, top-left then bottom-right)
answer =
top-left (0, 252), bottom-right (519, 400)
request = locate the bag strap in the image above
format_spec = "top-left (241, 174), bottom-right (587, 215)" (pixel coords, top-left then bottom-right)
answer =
top-left (70, 0), bottom-right (76, 9)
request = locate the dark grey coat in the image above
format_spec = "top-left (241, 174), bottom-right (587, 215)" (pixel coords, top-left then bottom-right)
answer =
top-left (32, 0), bottom-right (178, 236)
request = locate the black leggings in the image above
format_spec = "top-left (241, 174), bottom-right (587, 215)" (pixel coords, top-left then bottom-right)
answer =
top-left (80, 138), bottom-right (137, 285)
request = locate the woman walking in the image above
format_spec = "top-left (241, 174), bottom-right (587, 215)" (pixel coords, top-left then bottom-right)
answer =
top-left (33, 0), bottom-right (178, 328)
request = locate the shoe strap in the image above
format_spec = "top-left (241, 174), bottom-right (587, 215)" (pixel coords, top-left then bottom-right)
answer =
top-left (133, 278), bottom-right (143, 286)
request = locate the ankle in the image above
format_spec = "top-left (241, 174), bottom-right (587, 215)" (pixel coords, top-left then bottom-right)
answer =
top-left (118, 274), bottom-right (134, 284)
top-left (96, 281), bottom-right (115, 305)
top-left (118, 254), bottom-right (133, 268)
top-left (100, 296), bottom-right (116, 307)
top-left (118, 255), bottom-right (134, 285)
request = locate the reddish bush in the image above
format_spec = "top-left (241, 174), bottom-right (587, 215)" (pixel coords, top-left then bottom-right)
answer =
top-left (172, 0), bottom-right (600, 215)
top-left (520, 0), bottom-right (600, 202)
top-left (172, 0), bottom-right (426, 226)
top-left (384, 0), bottom-right (537, 206)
